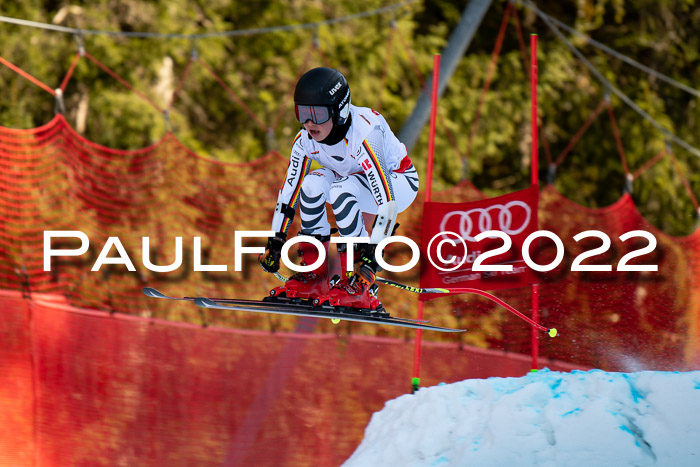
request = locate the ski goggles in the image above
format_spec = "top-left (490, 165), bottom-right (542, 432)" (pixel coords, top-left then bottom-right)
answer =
top-left (295, 105), bottom-right (332, 124)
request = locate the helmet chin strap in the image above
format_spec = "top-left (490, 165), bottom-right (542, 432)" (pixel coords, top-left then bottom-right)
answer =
top-left (318, 114), bottom-right (352, 146)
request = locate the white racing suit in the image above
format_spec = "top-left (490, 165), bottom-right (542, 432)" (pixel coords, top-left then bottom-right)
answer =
top-left (271, 105), bottom-right (419, 244)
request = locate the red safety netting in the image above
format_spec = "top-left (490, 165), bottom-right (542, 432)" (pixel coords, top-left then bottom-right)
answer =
top-left (0, 113), bottom-right (290, 312)
top-left (1, 9), bottom-right (699, 465)
top-left (532, 186), bottom-right (700, 370)
top-left (2, 101), bottom-right (700, 367)
top-left (1, 8), bottom-right (698, 466)
top-left (400, 183), bottom-right (700, 371)
top-left (0, 289), bottom-right (582, 466)
top-left (2, 112), bottom-right (699, 371)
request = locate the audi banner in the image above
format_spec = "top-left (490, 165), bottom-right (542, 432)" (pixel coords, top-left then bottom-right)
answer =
top-left (419, 186), bottom-right (539, 298)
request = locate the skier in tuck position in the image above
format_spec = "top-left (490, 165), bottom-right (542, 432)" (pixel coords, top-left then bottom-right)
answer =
top-left (258, 67), bottom-right (419, 311)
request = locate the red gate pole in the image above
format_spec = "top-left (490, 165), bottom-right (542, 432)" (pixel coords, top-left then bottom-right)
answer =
top-left (412, 54), bottom-right (441, 393)
top-left (530, 33), bottom-right (540, 372)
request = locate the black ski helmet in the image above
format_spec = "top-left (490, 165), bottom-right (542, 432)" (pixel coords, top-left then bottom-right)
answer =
top-left (294, 67), bottom-right (351, 126)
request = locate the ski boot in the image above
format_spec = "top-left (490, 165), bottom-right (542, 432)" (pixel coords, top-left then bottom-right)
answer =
top-left (314, 243), bottom-right (385, 315)
top-left (266, 234), bottom-right (330, 304)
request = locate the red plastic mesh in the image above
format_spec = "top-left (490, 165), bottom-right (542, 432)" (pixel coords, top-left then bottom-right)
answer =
top-left (1, 115), bottom-right (699, 371)
top-left (0, 291), bottom-right (34, 466)
top-left (0, 114), bottom-right (290, 312)
top-left (2, 22), bottom-right (697, 464)
top-left (530, 186), bottom-right (700, 370)
top-left (0, 290), bottom-right (581, 466)
top-left (2, 115), bottom-right (700, 465)
top-left (398, 180), bottom-right (700, 370)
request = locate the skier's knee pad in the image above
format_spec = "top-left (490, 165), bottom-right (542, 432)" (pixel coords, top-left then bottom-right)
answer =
top-left (300, 174), bottom-right (330, 204)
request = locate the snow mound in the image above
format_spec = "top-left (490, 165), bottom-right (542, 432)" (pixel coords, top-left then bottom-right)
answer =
top-left (344, 369), bottom-right (700, 467)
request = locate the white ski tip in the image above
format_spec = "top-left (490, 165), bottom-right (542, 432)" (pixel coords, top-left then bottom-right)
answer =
top-left (143, 287), bottom-right (167, 299)
top-left (194, 297), bottom-right (217, 308)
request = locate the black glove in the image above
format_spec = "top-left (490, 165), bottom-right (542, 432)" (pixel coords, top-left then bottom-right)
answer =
top-left (353, 243), bottom-right (380, 285)
top-left (259, 232), bottom-right (286, 273)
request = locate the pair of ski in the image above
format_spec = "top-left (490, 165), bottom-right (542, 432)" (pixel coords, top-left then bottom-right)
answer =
top-left (142, 283), bottom-right (464, 332)
top-left (143, 276), bottom-right (557, 336)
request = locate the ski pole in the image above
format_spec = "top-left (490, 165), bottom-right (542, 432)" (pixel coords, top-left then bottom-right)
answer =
top-left (272, 272), bottom-right (556, 337)
top-left (274, 272), bottom-right (288, 283)
top-left (374, 277), bottom-right (557, 338)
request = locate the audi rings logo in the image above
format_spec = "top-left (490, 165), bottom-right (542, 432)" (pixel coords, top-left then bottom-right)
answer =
top-left (438, 201), bottom-right (532, 242)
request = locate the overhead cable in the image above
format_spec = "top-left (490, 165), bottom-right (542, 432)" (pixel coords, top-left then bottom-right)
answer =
top-left (515, 0), bottom-right (699, 99)
top-left (0, 0), bottom-right (417, 39)
top-left (521, 0), bottom-right (700, 159)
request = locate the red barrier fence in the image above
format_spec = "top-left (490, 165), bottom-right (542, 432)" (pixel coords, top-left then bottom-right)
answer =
top-left (2, 15), bottom-right (699, 464)
top-left (0, 289), bottom-right (583, 466)
top-left (2, 114), bottom-right (700, 371)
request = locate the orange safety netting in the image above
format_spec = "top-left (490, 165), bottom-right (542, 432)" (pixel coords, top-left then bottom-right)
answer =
top-left (402, 183), bottom-right (700, 370)
top-left (533, 186), bottom-right (700, 370)
top-left (0, 289), bottom-right (582, 467)
top-left (0, 113), bottom-right (290, 311)
top-left (2, 8), bottom-right (699, 465)
top-left (2, 115), bottom-right (700, 371)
